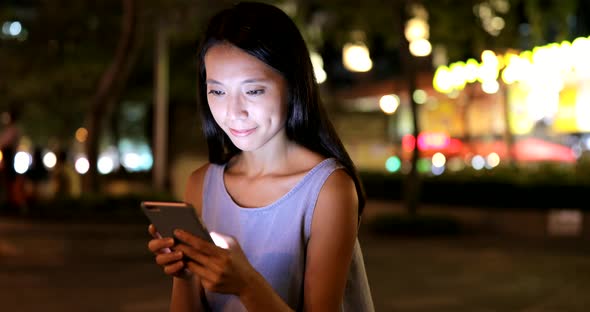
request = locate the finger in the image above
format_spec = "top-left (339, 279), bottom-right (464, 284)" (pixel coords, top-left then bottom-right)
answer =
top-left (176, 244), bottom-right (227, 274)
top-left (173, 244), bottom-right (210, 263)
top-left (174, 229), bottom-right (218, 255)
top-left (148, 224), bottom-right (162, 238)
top-left (185, 260), bottom-right (220, 284)
top-left (164, 261), bottom-right (185, 275)
top-left (148, 237), bottom-right (175, 254)
top-left (155, 251), bottom-right (184, 266)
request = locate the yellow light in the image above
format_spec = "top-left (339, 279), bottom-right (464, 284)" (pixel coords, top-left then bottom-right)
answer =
top-left (481, 50), bottom-right (498, 66)
top-left (75, 127), bottom-right (88, 143)
top-left (520, 50), bottom-right (533, 61)
top-left (314, 68), bottom-right (327, 84)
top-left (342, 43), bottom-right (372, 72)
top-left (512, 119), bottom-right (533, 135)
top-left (501, 65), bottom-right (516, 84)
top-left (576, 86), bottom-right (590, 131)
top-left (449, 62), bottom-right (467, 90)
top-left (560, 40), bottom-right (572, 49)
top-left (0, 150), bottom-right (3, 163)
top-left (432, 152), bottom-right (446, 167)
top-left (433, 66), bottom-right (454, 94)
top-left (310, 51), bottom-right (327, 84)
top-left (572, 37), bottom-right (590, 78)
top-left (477, 63), bottom-right (499, 82)
top-left (486, 152), bottom-right (500, 168)
top-left (502, 50), bottom-right (519, 66)
top-left (532, 45), bottom-right (555, 68)
top-left (464, 59), bottom-right (480, 83)
top-left (490, 16), bottom-right (505, 32)
top-left (379, 94), bottom-right (400, 114)
top-left (501, 54), bottom-right (527, 84)
top-left (405, 18), bottom-right (429, 42)
top-left (481, 80), bottom-right (499, 94)
top-left (43, 151), bottom-right (57, 169)
top-left (526, 87), bottom-right (560, 121)
top-left (559, 40), bottom-right (574, 73)
top-left (409, 39), bottom-right (432, 57)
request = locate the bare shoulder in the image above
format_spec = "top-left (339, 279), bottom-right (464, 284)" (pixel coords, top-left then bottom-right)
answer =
top-left (288, 145), bottom-right (328, 174)
top-left (183, 163), bottom-right (212, 217)
top-left (312, 168), bottom-right (358, 234)
top-left (295, 144), bottom-right (357, 216)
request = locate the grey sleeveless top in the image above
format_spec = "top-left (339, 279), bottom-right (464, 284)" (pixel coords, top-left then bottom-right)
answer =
top-left (201, 158), bottom-right (375, 311)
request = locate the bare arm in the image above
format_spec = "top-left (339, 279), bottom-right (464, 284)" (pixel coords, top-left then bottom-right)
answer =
top-left (304, 169), bottom-right (358, 311)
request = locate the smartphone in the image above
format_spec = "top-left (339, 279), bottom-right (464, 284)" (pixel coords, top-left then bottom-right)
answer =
top-left (141, 201), bottom-right (214, 244)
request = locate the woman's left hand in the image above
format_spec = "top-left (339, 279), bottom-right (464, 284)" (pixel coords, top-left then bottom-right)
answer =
top-left (172, 229), bottom-right (255, 295)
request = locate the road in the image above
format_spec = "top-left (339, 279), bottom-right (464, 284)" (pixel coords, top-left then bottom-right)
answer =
top-left (1, 201), bottom-right (589, 311)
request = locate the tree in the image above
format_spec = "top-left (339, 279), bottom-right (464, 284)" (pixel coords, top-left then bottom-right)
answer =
top-left (297, 0), bottom-right (424, 214)
top-left (297, 0), bottom-right (581, 215)
top-left (83, 0), bottom-right (143, 192)
top-left (2, 0), bottom-right (582, 196)
top-left (0, 1), bottom-right (124, 146)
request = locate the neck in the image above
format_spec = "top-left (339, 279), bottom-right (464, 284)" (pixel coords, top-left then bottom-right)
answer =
top-left (232, 135), bottom-right (297, 177)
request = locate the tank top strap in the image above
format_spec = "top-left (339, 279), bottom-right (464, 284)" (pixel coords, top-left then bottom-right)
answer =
top-left (301, 158), bottom-right (343, 241)
top-left (202, 162), bottom-right (226, 210)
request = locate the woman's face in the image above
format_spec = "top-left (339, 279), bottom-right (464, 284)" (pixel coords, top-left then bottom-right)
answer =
top-left (204, 43), bottom-right (289, 152)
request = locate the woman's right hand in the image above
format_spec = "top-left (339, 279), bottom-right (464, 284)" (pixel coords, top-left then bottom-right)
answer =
top-left (147, 224), bottom-right (191, 279)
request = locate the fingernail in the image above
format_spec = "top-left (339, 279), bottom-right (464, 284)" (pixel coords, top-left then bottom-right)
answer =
top-left (174, 229), bottom-right (183, 236)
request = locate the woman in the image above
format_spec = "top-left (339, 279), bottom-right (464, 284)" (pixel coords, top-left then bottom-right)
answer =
top-left (148, 2), bottom-right (374, 311)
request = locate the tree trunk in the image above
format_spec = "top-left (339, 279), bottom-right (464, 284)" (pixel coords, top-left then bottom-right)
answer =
top-left (501, 81), bottom-right (515, 167)
top-left (83, 0), bottom-right (142, 193)
top-left (460, 84), bottom-right (474, 156)
top-left (153, 20), bottom-right (169, 191)
top-left (397, 0), bottom-right (421, 216)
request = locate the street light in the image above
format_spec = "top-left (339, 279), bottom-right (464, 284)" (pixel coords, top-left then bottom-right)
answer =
top-left (342, 42), bottom-right (373, 72)
top-left (409, 39), bottom-right (432, 57)
top-left (379, 94), bottom-right (400, 114)
top-left (404, 18), bottom-right (429, 42)
top-left (404, 4), bottom-right (431, 57)
top-left (310, 51), bottom-right (327, 84)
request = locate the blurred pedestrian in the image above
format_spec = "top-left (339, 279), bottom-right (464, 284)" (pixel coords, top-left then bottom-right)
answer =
top-left (49, 149), bottom-right (81, 199)
top-left (146, 2), bottom-right (374, 311)
top-left (24, 145), bottom-right (50, 206)
top-left (0, 106), bottom-right (26, 213)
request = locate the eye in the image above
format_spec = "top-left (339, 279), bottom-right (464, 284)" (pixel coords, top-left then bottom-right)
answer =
top-left (246, 89), bottom-right (265, 96)
top-left (208, 90), bottom-right (225, 96)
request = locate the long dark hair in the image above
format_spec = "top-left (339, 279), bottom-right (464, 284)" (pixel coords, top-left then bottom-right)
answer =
top-left (196, 1), bottom-right (366, 216)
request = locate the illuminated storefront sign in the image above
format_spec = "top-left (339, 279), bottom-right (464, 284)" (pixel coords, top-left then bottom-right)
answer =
top-left (433, 36), bottom-right (590, 135)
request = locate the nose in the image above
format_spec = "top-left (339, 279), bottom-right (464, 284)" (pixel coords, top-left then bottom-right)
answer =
top-left (227, 95), bottom-right (248, 120)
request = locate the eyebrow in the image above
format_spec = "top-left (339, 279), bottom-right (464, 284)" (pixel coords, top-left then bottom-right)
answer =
top-left (205, 78), bottom-right (271, 85)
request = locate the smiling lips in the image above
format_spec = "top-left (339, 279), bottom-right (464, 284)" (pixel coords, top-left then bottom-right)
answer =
top-left (229, 127), bottom-right (257, 137)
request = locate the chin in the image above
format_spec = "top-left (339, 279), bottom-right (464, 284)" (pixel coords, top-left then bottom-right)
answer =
top-left (228, 139), bottom-right (259, 152)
